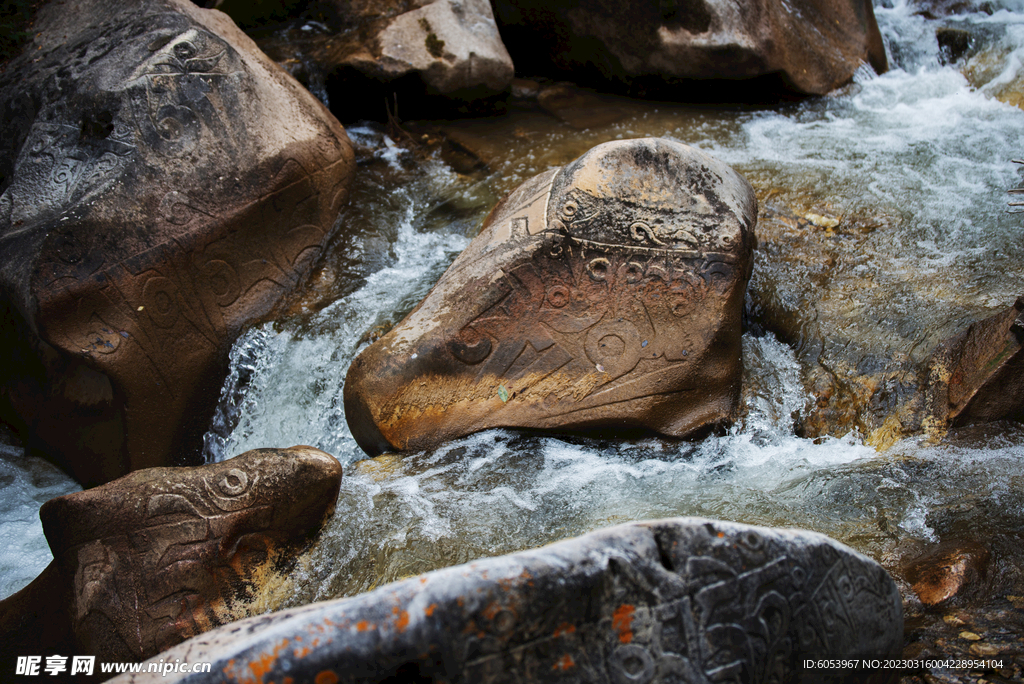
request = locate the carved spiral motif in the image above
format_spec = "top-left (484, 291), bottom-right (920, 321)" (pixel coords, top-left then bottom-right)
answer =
top-left (586, 319), bottom-right (642, 379)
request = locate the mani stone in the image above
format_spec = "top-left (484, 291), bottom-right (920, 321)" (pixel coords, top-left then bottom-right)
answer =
top-left (0, 0), bottom-right (356, 487)
top-left (491, 0), bottom-right (888, 97)
top-left (344, 138), bottom-right (756, 456)
top-left (109, 517), bottom-right (904, 683)
top-left (36, 446), bottom-right (343, 662)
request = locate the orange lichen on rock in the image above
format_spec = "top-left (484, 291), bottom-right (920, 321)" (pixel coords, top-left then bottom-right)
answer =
top-left (553, 654), bottom-right (575, 671)
top-left (553, 622), bottom-right (576, 637)
top-left (425, 603), bottom-right (437, 616)
top-left (315, 671), bottom-right (339, 684)
top-left (612, 605), bottom-right (635, 644)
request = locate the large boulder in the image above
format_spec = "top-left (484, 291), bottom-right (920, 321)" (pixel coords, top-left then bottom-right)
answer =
top-left (0, 0), bottom-right (356, 486)
top-left (15, 446), bottom-right (342, 663)
top-left (110, 517), bottom-right (903, 683)
top-left (252, 0), bottom-right (514, 118)
top-left (491, 0), bottom-right (888, 97)
top-left (345, 138), bottom-right (756, 456)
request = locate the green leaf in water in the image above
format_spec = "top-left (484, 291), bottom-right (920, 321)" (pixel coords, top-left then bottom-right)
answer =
top-left (498, 385), bottom-right (509, 403)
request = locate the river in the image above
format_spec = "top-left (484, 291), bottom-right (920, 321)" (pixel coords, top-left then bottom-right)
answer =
top-left (2, 0), bottom-right (1023, 661)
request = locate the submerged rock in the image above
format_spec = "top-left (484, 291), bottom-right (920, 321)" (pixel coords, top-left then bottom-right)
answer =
top-left (110, 517), bottom-right (903, 683)
top-left (904, 540), bottom-right (991, 607)
top-left (0, 0), bottom-right (355, 486)
top-left (927, 297), bottom-right (1024, 430)
top-left (491, 0), bottom-right (888, 97)
top-left (344, 138), bottom-right (756, 456)
top-left (24, 446), bottom-right (343, 662)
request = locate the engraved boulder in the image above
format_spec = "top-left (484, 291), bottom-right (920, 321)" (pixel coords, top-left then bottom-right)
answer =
top-left (33, 445), bottom-right (343, 662)
top-left (344, 138), bottom-right (756, 456)
top-left (0, 0), bottom-right (356, 486)
top-left (109, 518), bottom-right (903, 683)
top-left (491, 0), bottom-right (888, 97)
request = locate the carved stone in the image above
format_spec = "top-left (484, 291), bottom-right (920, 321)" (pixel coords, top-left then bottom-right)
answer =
top-left (926, 296), bottom-right (1024, 431)
top-left (344, 138), bottom-right (756, 456)
top-left (0, 0), bottom-right (356, 486)
top-left (109, 517), bottom-right (903, 683)
top-left (36, 446), bottom-right (343, 662)
top-left (491, 0), bottom-right (888, 97)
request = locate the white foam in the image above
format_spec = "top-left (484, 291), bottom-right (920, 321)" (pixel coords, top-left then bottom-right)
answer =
top-left (0, 447), bottom-right (80, 599)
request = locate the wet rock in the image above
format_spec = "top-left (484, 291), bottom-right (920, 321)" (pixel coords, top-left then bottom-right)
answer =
top-left (903, 541), bottom-right (991, 607)
top-left (254, 0), bottom-right (514, 118)
top-left (344, 138), bottom-right (756, 456)
top-left (109, 517), bottom-right (903, 683)
top-left (491, 0), bottom-right (888, 97)
top-left (0, 0), bottom-right (355, 486)
top-left (963, 43), bottom-right (1024, 110)
top-left (936, 27), bottom-right (977, 65)
top-left (34, 446), bottom-right (342, 662)
top-left (927, 297), bottom-right (1024, 430)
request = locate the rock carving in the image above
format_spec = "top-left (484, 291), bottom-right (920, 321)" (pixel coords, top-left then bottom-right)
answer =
top-left (108, 518), bottom-right (903, 683)
top-left (31, 446), bottom-right (343, 662)
top-left (344, 138), bottom-right (756, 455)
top-left (0, 0), bottom-right (356, 486)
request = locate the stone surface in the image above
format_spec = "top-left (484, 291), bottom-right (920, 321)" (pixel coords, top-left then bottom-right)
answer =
top-left (0, 562), bottom-right (73, 674)
top-left (254, 0), bottom-right (514, 116)
top-left (36, 446), bottom-right (342, 662)
top-left (110, 517), bottom-right (903, 683)
top-left (0, 0), bottom-right (355, 486)
top-left (926, 297), bottom-right (1024, 431)
top-left (492, 0), bottom-right (888, 97)
top-left (903, 540), bottom-right (991, 607)
top-left (344, 138), bottom-right (757, 456)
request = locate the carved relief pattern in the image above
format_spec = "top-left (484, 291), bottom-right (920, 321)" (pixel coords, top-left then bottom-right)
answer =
top-left (126, 27), bottom-right (242, 159)
top-left (444, 182), bottom-right (742, 412)
top-left (7, 120), bottom-right (136, 223)
top-left (66, 466), bottom-right (276, 659)
top-left (457, 531), bottom-right (898, 683)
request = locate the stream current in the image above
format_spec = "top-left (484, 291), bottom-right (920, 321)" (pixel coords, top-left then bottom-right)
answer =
top-left (2, 1), bottom-right (1024, 637)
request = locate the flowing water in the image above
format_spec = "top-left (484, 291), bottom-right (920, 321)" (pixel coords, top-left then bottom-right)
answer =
top-left (3, 3), bottom-right (1024, 644)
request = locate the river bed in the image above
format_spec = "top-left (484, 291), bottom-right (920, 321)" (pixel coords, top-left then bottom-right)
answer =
top-left (2, 0), bottom-right (1024, 672)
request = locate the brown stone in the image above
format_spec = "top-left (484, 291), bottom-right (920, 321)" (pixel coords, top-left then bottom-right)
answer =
top-left (927, 297), bottom-right (1024, 430)
top-left (491, 0), bottom-right (888, 96)
top-left (254, 0), bottom-right (514, 116)
top-left (0, 0), bottom-right (355, 486)
top-left (904, 540), bottom-right (991, 607)
top-left (344, 138), bottom-right (756, 456)
top-left (0, 562), bottom-right (73, 673)
top-left (35, 446), bottom-right (342, 662)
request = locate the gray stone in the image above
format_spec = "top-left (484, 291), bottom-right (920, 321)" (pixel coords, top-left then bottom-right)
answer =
top-left (110, 517), bottom-right (903, 683)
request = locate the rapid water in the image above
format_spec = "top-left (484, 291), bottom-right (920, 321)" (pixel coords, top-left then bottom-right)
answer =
top-left (2, 0), bottom-right (1024, 613)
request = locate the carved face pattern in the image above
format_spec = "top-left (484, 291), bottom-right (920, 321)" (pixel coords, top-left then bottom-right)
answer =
top-left (42, 448), bottom-right (342, 660)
